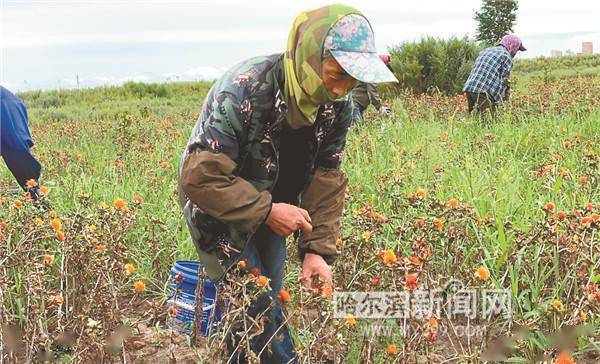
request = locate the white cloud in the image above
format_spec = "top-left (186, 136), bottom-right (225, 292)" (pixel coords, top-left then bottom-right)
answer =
top-left (183, 66), bottom-right (228, 80)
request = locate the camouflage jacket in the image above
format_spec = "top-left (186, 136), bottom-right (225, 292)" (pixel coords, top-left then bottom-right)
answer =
top-left (178, 54), bottom-right (352, 282)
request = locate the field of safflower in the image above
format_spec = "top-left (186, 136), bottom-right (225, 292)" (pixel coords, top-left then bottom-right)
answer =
top-left (1, 64), bottom-right (598, 362)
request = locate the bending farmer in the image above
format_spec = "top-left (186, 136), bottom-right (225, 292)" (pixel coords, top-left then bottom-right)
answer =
top-left (463, 35), bottom-right (526, 114)
top-left (177, 4), bottom-right (397, 362)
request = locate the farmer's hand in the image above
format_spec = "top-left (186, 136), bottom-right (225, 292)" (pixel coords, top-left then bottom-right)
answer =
top-left (301, 252), bottom-right (333, 298)
top-left (379, 106), bottom-right (391, 116)
top-left (266, 203), bottom-right (312, 237)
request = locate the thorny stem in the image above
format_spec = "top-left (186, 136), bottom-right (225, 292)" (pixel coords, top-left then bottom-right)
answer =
top-left (191, 270), bottom-right (206, 345)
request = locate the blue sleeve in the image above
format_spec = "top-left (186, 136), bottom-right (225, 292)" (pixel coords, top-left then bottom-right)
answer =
top-left (1, 97), bottom-right (42, 192)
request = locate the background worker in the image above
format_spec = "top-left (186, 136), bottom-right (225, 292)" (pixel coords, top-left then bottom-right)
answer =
top-left (350, 54), bottom-right (393, 124)
top-left (463, 34), bottom-right (526, 114)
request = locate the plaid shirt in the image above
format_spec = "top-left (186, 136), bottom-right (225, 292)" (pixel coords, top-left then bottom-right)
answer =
top-left (463, 46), bottom-right (512, 101)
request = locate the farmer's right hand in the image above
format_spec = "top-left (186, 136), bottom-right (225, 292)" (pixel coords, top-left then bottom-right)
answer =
top-left (266, 203), bottom-right (312, 237)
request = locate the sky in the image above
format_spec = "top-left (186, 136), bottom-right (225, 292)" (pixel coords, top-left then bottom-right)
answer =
top-left (1, 0), bottom-right (599, 91)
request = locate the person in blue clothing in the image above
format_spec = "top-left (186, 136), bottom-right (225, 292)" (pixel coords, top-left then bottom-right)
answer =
top-left (1, 85), bottom-right (42, 197)
top-left (463, 34), bottom-right (526, 114)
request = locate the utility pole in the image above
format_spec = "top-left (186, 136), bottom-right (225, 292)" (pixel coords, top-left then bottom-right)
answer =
top-left (76, 74), bottom-right (80, 89)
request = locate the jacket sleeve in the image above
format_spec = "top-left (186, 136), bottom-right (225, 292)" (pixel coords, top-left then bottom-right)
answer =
top-left (366, 83), bottom-right (383, 110)
top-left (180, 91), bottom-right (272, 233)
top-left (297, 101), bottom-right (352, 264)
top-left (181, 151), bottom-right (272, 233)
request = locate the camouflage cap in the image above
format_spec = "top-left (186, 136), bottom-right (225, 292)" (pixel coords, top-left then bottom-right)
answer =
top-left (323, 14), bottom-right (398, 84)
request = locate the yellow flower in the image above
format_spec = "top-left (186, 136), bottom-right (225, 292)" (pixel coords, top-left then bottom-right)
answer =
top-left (361, 231), bottom-right (372, 240)
top-left (416, 188), bottom-right (427, 198)
top-left (125, 263), bottom-right (135, 275)
top-left (34, 218), bottom-right (44, 226)
top-left (550, 299), bottom-right (564, 312)
top-left (344, 314), bottom-right (356, 327)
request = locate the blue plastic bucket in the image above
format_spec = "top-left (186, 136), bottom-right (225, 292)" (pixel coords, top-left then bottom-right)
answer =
top-left (168, 260), bottom-right (220, 336)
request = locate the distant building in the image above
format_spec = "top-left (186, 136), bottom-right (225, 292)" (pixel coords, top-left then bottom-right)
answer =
top-left (550, 50), bottom-right (563, 57)
top-left (582, 42), bottom-right (593, 55)
top-left (564, 49), bottom-right (574, 56)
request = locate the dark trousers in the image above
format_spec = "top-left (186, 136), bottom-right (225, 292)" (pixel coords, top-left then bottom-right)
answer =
top-left (226, 225), bottom-right (298, 363)
top-left (466, 92), bottom-right (497, 114)
top-left (351, 104), bottom-right (365, 125)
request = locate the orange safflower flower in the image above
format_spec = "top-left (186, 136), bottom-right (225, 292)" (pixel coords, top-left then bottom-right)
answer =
top-left (476, 266), bottom-right (490, 281)
top-left (406, 273), bottom-right (418, 290)
top-left (114, 161), bottom-right (124, 168)
top-left (91, 238), bottom-right (99, 245)
top-left (562, 140), bottom-right (572, 149)
top-left (169, 306), bottom-right (178, 315)
top-left (256, 275), bottom-right (269, 288)
top-left (125, 263), bottom-right (135, 275)
top-left (43, 254), bottom-right (55, 265)
top-left (133, 195), bottom-right (143, 203)
top-left (14, 200), bottom-right (23, 208)
top-left (578, 176), bottom-right (588, 184)
top-left (250, 267), bottom-right (260, 277)
top-left (277, 289), bottom-right (291, 303)
top-left (434, 218), bottom-right (444, 231)
top-left (545, 202), bottom-right (555, 212)
top-left (448, 198), bottom-right (459, 208)
top-left (0, 221), bottom-right (6, 230)
top-left (161, 161), bottom-right (169, 169)
top-left (336, 238), bottom-right (343, 247)
top-left (53, 295), bottom-right (65, 304)
top-left (134, 280), bottom-right (146, 293)
top-left (56, 230), bottom-right (65, 241)
top-left (408, 256), bottom-right (421, 265)
top-left (97, 244), bottom-right (107, 252)
top-left (416, 188), bottom-right (426, 198)
top-left (51, 218), bottom-right (62, 231)
top-left (382, 250), bottom-right (396, 264)
top-left (40, 186), bottom-right (49, 195)
top-left (555, 351), bottom-right (574, 364)
top-left (386, 344), bottom-right (398, 356)
top-left (428, 317), bottom-right (438, 328)
top-left (48, 210), bottom-right (57, 218)
top-left (584, 202), bottom-right (593, 211)
top-left (26, 179), bottom-right (38, 188)
top-left (591, 214), bottom-right (599, 222)
top-left (557, 211), bottom-right (567, 220)
top-left (114, 198), bottom-right (127, 209)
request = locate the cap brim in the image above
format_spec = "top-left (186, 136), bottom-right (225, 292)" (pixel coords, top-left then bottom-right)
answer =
top-left (519, 44), bottom-right (526, 51)
top-left (330, 50), bottom-right (398, 83)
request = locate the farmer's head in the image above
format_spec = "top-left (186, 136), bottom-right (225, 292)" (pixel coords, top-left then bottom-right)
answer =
top-left (499, 35), bottom-right (526, 58)
top-left (284, 4), bottom-right (397, 128)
